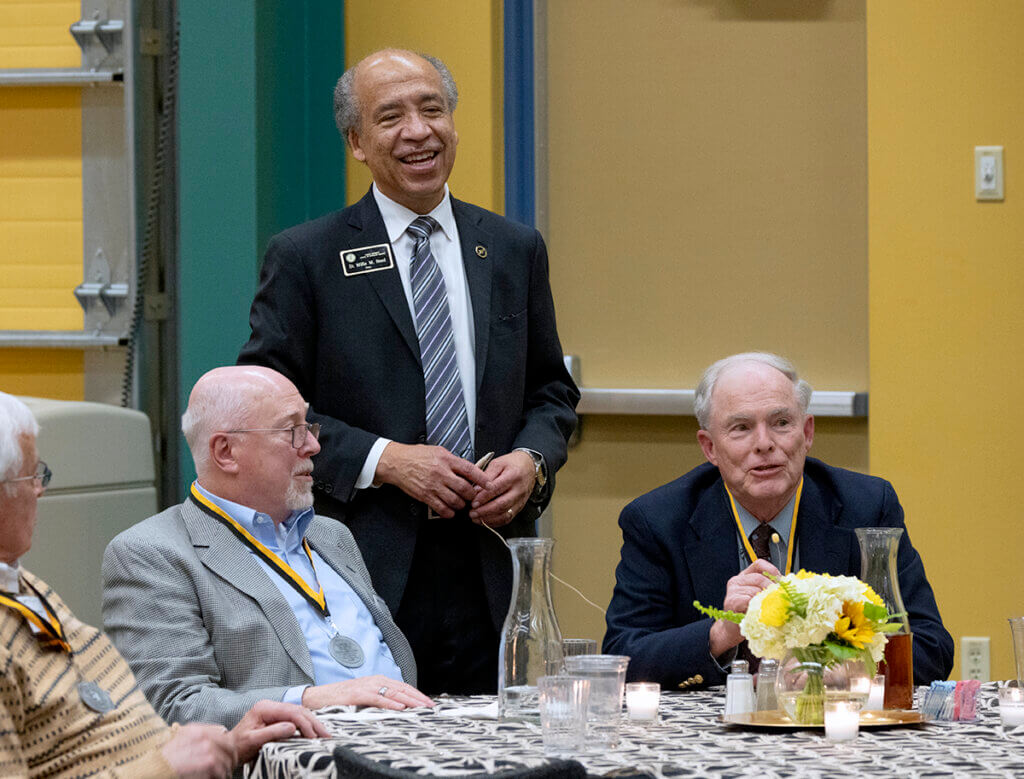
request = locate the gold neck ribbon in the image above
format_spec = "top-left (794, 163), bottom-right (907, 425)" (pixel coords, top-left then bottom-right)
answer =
top-left (723, 478), bottom-right (803, 576)
top-left (0, 578), bottom-right (71, 653)
top-left (189, 484), bottom-right (328, 617)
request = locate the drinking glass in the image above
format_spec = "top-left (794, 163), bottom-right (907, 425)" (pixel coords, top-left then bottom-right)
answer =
top-left (562, 638), bottom-right (598, 659)
top-left (538, 675), bottom-right (590, 754)
top-left (564, 654), bottom-right (630, 748)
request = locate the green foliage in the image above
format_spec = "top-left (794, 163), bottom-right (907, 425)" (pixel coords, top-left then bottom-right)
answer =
top-left (692, 600), bottom-right (744, 624)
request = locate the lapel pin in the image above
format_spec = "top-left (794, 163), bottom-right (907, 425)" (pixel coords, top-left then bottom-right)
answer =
top-left (475, 245), bottom-right (487, 258)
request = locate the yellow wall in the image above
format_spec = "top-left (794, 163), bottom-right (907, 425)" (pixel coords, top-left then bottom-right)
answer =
top-left (545, 1), bottom-right (871, 646)
top-left (343, 0), bottom-right (504, 212)
top-left (0, 0), bottom-right (84, 399)
top-left (868, 1), bottom-right (1024, 680)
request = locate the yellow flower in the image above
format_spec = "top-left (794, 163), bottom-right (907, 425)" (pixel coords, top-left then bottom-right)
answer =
top-left (759, 588), bottom-right (790, 627)
top-left (795, 569), bottom-right (816, 580)
top-left (863, 585), bottom-right (884, 608)
top-left (833, 601), bottom-right (875, 649)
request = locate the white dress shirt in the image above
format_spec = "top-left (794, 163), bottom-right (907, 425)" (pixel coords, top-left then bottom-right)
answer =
top-left (355, 184), bottom-right (478, 488)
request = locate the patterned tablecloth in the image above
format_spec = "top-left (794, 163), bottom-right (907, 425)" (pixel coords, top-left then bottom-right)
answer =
top-left (247, 684), bottom-right (1024, 778)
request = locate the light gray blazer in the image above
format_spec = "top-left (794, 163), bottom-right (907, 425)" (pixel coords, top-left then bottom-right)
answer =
top-left (101, 499), bottom-right (416, 728)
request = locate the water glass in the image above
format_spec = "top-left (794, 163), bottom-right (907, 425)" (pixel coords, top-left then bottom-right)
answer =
top-left (538, 675), bottom-right (590, 754)
top-left (562, 638), bottom-right (598, 658)
top-left (564, 654), bottom-right (630, 748)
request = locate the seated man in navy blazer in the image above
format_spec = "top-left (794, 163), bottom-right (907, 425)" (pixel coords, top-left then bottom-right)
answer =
top-left (238, 49), bottom-right (578, 694)
top-left (603, 352), bottom-right (953, 687)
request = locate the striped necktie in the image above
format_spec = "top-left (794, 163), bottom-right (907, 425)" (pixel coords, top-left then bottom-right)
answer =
top-left (407, 216), bottom-right (473, 459)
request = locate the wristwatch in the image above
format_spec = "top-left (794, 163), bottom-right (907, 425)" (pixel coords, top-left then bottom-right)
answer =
top-left (518, 448), bottom-right (547, 502)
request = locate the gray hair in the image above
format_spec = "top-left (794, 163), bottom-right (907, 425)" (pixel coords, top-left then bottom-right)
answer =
top-left (334, 50), bottom-right (459, 147)
top-left (694, 352), bottom-right (813, 430)
top-left (181, 376), bottom-right (260, 475)
top-left (0, 392), bottom-right (40, 494)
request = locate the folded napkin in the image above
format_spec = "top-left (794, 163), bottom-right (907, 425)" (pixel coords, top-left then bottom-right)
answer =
top-left (434, 701), bottom-right (499, 720)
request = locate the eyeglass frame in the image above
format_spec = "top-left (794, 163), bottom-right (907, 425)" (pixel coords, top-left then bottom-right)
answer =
top-left (4, 460), bottom-right (52, 488)
top-left (221, 423), bottom-right (320, 449)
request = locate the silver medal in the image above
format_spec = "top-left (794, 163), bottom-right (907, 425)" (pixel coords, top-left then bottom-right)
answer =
top-left (78, 681), bottom-right (115, 713)
top-left (329, 634), bottom-right (365, 667)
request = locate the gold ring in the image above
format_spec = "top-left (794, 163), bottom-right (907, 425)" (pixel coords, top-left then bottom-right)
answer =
top-left (378, 686), bottom-right (389, 697)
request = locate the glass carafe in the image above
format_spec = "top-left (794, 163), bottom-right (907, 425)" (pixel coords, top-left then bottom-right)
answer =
top-left (856, 527), bottom-right (913, 709)
top-left (1009, 617), bottom-right (1024, 685)
top-left (498, 538), bottom-right (563, 722)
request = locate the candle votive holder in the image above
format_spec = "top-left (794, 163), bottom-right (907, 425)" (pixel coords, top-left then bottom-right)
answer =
top-left (625, 682), bottom-right (660, 723)
top-left (866, 674), bottom-right (885, 711)
top-left (998, 680), bottom-right (1024, 728)
top-left (824, 700), bottom-right (859, 742)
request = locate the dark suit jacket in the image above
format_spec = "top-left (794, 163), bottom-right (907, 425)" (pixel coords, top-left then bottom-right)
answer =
top-left (603, 457), bottom-right (954, 687)
top-left (238, 190), bottom-right (579, 627)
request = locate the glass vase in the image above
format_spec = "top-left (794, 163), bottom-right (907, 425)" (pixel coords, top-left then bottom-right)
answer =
top-left (856, 527), bottom-right (914, 709)
top-left (498, 538), bottom-right (564, 722)
top-left (775, 649), bottom-right (870, 725)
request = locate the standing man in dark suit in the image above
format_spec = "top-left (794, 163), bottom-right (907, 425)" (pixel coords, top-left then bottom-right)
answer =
top-left (238, 49), bottom-right (579, 695)
top-left (603, 352), bottom-right (953, 688)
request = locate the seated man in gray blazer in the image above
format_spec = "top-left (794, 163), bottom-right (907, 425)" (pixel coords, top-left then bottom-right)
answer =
top-left (103, 366), bottom-right (432, 728)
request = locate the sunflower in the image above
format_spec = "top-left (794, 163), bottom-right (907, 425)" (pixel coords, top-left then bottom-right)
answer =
top-left (833, 600), bottom-right (875, 649)
top-left (759, 588), bottom-right (790, 627)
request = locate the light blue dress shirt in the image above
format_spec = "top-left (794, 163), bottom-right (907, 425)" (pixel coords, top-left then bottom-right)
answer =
top-left (193, 483), bottom-right (403, 704)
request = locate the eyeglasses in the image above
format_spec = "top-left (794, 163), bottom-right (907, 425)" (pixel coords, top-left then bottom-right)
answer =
top-left (222, 423), bottom-right (320, 449)
top-left (4, 460), bottom-right (52, 488)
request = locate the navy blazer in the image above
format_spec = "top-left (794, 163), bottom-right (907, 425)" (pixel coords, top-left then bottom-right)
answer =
top-left (603, 457), bottom-right (954, 687)
top-left (239, 190), bottom-right (579, 626)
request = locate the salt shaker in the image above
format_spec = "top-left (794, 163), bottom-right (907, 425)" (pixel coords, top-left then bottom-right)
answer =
top-left (724, 659), bottom-right (756, 715)
top-left (755, 657), bottom-right (779, 711)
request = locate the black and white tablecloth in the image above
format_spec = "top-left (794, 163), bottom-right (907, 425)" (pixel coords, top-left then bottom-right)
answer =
top-left (247, 684), bottom-right (1024, 778)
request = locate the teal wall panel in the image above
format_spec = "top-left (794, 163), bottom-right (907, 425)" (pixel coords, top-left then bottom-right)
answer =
top-left (176, 1), bottom-right (344, 495)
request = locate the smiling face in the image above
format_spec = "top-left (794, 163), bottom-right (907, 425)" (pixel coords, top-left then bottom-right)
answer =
top-left (0, 434), bottom-right (43, 564)
top-left (347, 51), bottom-right (458, 213)
top-left (696, 361), bottom-right (814, 522)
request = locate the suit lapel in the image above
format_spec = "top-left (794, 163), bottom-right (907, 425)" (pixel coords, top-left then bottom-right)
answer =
top-left (348, 191), bottom-right (422, 365)
top-left (795, 473), bottom-right (850, 575)
top-left (305, 521), bottom-right (373, 606)
top-left (683, 481), bottom-right (741, 609)
top-left (452, 198), bottom-right (493, 392)
top-left (181, 501), bottom-right (315, 680)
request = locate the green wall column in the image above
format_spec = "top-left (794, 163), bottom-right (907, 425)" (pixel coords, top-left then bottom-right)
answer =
top-left (176, 1), bottom-right (344, 495)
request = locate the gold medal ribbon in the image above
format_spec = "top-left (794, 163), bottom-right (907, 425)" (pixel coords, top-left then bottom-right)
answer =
top-left (0, 579), bottom-right (71, 653)
top-left (189, 484), bottom-right (329, 617)
top-left (724, 477), bottom-right (803, 576)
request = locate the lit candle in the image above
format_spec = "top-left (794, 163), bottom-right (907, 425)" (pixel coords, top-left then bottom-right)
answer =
top-left (626, 682), bottom-right (660, 722)
top-left (866, 675), bottom-right (885, 711)
top-left (824, 701), bottom-right (859, 742)
top-left (849, 676), bottom-right (870, 702)
top-left (999, 683), bottom-right (1024, 727)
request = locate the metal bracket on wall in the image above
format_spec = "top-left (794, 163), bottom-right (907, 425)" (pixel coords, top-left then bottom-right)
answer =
top-left (563, 355), bottom-right (867, 446)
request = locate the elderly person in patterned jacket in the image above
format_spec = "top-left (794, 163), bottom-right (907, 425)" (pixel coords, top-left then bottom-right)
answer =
top-left (0, 390), bottom-right (327, 778)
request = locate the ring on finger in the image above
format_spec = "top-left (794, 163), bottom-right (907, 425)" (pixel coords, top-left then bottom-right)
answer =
top-left (378, 686), bottom-right (389, 697)
top-left (507, 507), bottom-right (514, 517)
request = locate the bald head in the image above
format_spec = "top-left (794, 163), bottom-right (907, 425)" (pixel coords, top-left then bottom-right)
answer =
top-left (333, 48), bottom-right (458, 145)
top-left (182, 366), bottom-right (299, 476)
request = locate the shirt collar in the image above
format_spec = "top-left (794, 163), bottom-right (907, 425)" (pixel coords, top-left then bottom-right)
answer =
top-left (372, 183), bottom-right (456, 245)
top-left (192, 481), bottom-right (314, 552)
top-left (735, 489), bottom-right (798, 544)
top-left (0, 561), bottom-right (20, 593)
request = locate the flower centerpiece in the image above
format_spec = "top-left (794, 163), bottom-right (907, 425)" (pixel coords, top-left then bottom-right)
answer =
top-left (696, 570), bottom-right (903, 723)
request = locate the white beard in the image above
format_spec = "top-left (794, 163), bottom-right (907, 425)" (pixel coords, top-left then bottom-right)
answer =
top-left (285, 476), bottom-right (314, 511)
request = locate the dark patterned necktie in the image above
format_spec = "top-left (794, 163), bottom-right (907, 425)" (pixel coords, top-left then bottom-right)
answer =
top-left (749, 523), bottom-right (774, 562)
top-left (407, 216), bottom-right (472, 459)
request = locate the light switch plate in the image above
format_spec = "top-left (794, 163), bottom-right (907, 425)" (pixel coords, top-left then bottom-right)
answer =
top-left (975, 146), bottom-right (1004, 201)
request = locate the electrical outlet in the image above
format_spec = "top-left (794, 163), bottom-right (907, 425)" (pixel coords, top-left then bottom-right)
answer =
top-left (961, 636), bottom-right (990, 681)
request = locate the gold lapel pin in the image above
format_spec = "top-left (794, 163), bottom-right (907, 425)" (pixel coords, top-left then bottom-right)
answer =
top-left (475, 245), bottom-right (487, 258)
